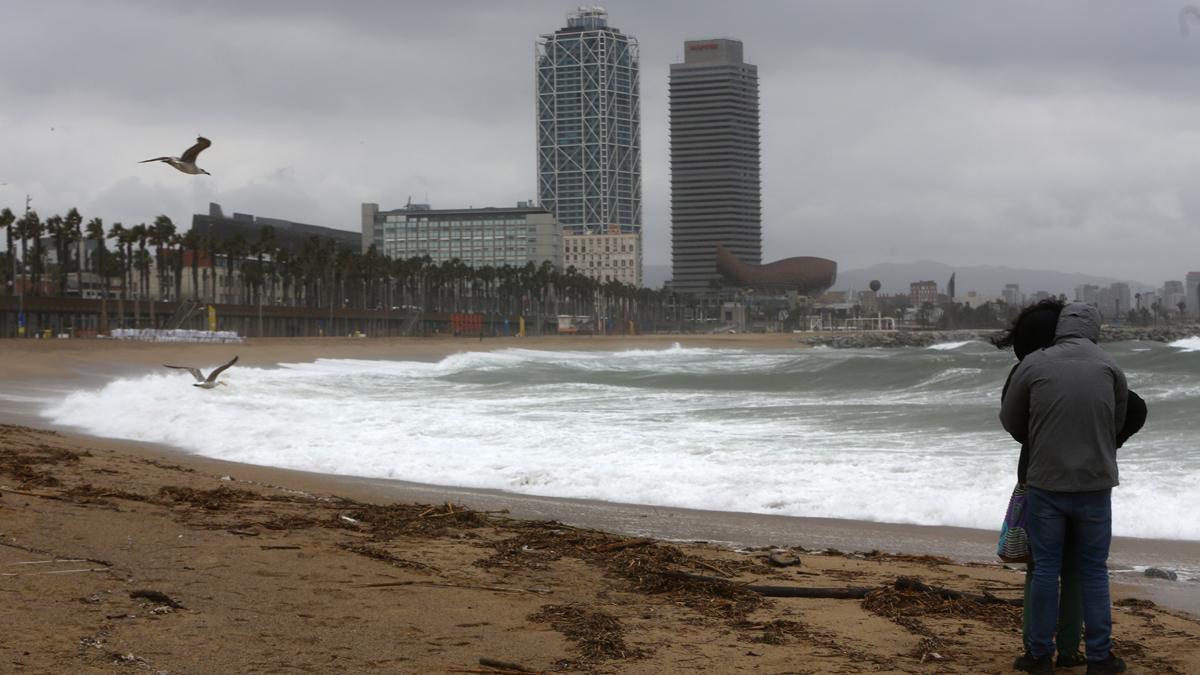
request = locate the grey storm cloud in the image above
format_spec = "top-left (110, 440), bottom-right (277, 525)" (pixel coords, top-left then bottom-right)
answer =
top-left (2, 0), bottom-right (1199, 288)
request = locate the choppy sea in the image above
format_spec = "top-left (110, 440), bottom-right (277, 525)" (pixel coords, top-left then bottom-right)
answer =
top-left (41, 338), bottom-right (1200, 543)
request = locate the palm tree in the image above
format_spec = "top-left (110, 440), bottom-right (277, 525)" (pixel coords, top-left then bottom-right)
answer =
top-left (130, 222), bottom-right (152, 324)
top-left (45, 215), bottom-right (69, 296)
top-left (255, 225), bottom-right (276, 307)
top-left (224, 232), bottom-right (249, 304)
top-left (275, 247), bottom-right (295, 306)
top-left (128, 224), bottom-right (148, 326)
top-left (65, 208), bottom-right (83, 298)
top-left (181, 229), bottom-right (202, 301)
top-left (134, 247), bottom-right (152, 326)
top-left (149, 215), bottom-right (176, 304)
top-left (169, 232), bottom-right (184, 303)
top-left (108, 223), bottom-right (127, 328)
top-left (0, 208), bottom-right (14, 295)
top-left (204, 232), bottom-right (218, 303)
top-left (18, 210), bottom-right (43, 296)
top-left (86, 218), bottom-right (109, 331)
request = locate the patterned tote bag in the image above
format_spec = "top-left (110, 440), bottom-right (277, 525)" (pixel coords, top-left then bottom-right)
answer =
top-left (997, 483), bottom-right (1031, 563)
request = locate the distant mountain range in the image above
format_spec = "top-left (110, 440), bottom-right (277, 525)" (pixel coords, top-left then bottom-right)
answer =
top-left (833, 261), bottom-right (1149, 297)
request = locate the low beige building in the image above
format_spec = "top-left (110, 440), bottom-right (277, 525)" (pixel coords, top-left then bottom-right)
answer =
top-left (562, 227), bottom-right (642, 286)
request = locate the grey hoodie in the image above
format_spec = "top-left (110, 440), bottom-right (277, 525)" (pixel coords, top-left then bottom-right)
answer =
top-left (999, 303), bottom-right (1128, 492)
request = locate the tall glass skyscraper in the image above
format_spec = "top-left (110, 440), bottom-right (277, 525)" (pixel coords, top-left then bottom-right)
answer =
top-left (536, 7), bottom-right (642, 237)
top-left (669, 39), bottom-right (761, 295)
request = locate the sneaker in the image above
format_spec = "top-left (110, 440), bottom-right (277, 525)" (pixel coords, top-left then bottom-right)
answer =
top-left (1012, 652), bottom-right (1054, 674)
top-left (1056, 651), bottom-right (1087, 667)
top-left (1086, 653), bottom-right (1127, 674)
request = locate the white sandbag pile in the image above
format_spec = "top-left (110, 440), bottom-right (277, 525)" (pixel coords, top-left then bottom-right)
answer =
top-left (109, 329), bottom-right (244, 343)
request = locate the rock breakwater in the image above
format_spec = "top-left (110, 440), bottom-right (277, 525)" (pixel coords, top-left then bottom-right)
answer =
top-left (794, 325), bottom-right (1200, 349)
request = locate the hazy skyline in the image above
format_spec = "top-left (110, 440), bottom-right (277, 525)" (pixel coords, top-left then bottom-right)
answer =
top-left (2, 1), bottom-right (1200, 286)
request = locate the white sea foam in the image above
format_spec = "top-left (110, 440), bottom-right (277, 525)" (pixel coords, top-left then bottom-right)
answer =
top-left (927, 341), bottom-right (974, 351)
top-left (1169, 336), bottom-right (1200, 352)
top-left (40, 346), bottom-right (1200, 541)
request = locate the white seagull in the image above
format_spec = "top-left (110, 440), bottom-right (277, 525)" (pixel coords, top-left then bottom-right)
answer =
top-left (164, 356), bottom-right (238, 389)
top-left (140, 136), bottom-right (212, 175)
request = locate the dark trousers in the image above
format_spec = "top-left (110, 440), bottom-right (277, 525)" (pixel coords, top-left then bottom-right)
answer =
top-left (1026, 486), bottom-right (1113, 661)
top-left (1022, 536), bottom-right (1083, 658)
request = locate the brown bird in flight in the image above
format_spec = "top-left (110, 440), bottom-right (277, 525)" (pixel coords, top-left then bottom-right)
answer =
top-left (164, 355), bottom-right (238, 389)
top-left (140, 136), bottom-right (212, 175)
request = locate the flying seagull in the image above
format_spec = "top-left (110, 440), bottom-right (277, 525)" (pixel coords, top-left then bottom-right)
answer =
top-left (164, 355), bottom-right (238, 389)
top-left (140, 136), bottom-right (212, 175)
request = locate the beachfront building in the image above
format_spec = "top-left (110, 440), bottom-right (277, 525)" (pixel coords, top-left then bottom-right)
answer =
top-left (563, 227), bottom-right (642, 285)
top-left (194, 203), bottom-right (360, 254)
top-left (910, 280), bottom-right (938, 307)
top-left (1163, 280), bottom-right (1184, 315)
top-left (536, 7), bottom-right (643, 283)
top-left (1187, 272), bottom-right (1200, 317)
top-left (669, 38), bottom-right (761, 295)
top-left (188, 203), bottom-right (360, 304)
top-left (954, 290), bottom-right (1001, 307)
top-left (1180, 271), bottom-right (1200, 317)
top-left (1075, 284), bottom-right (1100, 306)
top-left (1110, 282), bottom-right (1132, 317)
top-left (1001, 283), bottom-right (1022, 307)
top-left (360, 202), bottom-right (563, 270)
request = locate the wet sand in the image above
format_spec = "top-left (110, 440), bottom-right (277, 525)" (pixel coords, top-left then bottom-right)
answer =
top-left (2, 335), bottom-right (1198, 673)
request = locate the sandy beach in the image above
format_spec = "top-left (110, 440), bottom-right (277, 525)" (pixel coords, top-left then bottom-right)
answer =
top-left (2, 335), bottom-right (1198, 674)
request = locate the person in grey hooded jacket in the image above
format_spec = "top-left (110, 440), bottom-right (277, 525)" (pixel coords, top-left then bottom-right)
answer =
top-left (1000, 302), bottom-right (1129, 674)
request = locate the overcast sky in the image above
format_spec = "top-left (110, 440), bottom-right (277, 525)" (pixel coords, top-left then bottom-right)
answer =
top-left (2, 1), bottom-right (1199, 286)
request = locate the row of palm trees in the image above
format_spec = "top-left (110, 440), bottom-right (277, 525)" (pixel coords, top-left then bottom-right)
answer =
top-left (0, 206), bottom-right (694, 330)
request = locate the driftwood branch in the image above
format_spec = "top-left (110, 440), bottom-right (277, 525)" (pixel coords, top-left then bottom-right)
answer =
top-left (662, 571), bottom-right (872, 598)
top-left (356, 580), bottom-right (527, 594)
top-left (894, 576), bottom-right (1022, 607)
top-left (663, 571), bottom-right (1023, 605)
top-left (751, 584), bottom-right (874, 599)
top-left (478, 656), bottom-right (537, 672)
top-left (0, 486), bottom-right (61, 500)
top-left (0, 567), bottom-right (109, 577)
top-left (593, 538), bottom-right (654, 553)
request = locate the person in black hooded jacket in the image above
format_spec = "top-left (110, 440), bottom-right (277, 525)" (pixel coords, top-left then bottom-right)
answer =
top-left (996, 300), bottom-right (1147, 673)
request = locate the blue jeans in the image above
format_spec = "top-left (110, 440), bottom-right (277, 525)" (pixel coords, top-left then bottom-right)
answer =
top-left (1026, 486), bottom-right (1113, 661)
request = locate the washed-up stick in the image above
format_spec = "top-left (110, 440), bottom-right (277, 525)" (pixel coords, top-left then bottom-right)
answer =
top-left (894, 576), bottom-right (1022, 606)
top-left (0, 486), bottom-right (60, 499)
top-left (662, 571), bottom-right (873, 598)
top-left (478, 656), bottom-right (537, 672)
top-left (0, 568), bottom-right (109, 577)
top-left (665, 571), bottom-right (1022, 603)
top-left (357, 580), bottom-right (526, 594)
top-left (593, 538), bottom-right (654, 553)
top-left (751, 584), bottom-right (874, 599)
top-left (692, 559), bottom-right (734, 577)
top-left (451, 662), bottom-right (540, 667)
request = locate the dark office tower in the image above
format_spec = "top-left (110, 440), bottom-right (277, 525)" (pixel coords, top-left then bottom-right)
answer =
top-left (536, 7), bottom-right (643, 241)
top-left (669, 39), bottom-right (761, 294)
